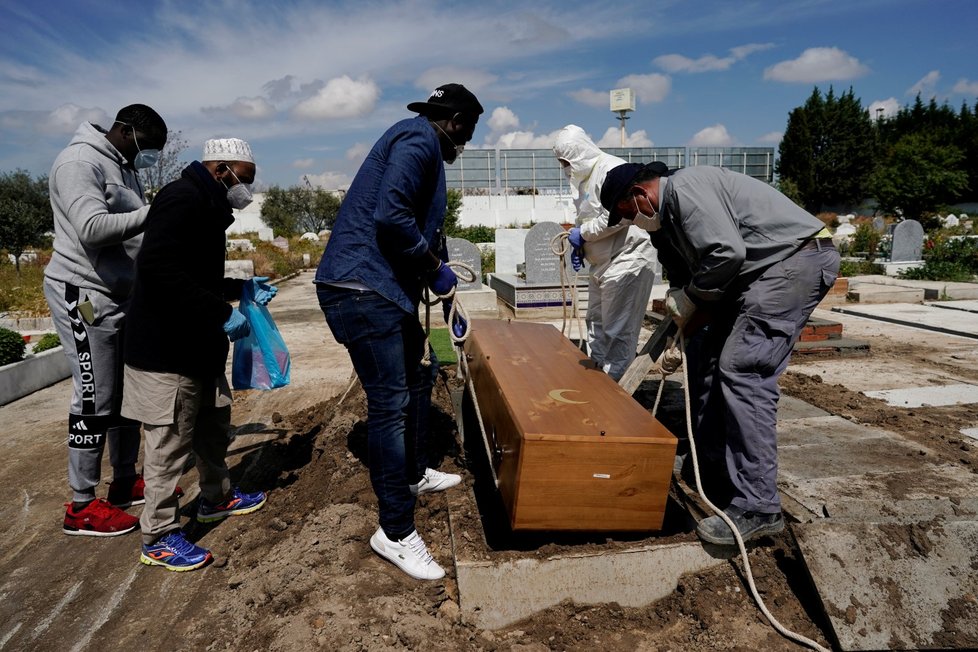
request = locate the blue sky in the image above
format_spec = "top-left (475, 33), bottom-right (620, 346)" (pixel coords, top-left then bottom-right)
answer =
top-left (1, 0), bottom-right (976, 190)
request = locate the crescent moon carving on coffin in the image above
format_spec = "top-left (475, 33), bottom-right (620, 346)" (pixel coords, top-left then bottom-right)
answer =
top-left (548, 388), bottom-right (588, 404)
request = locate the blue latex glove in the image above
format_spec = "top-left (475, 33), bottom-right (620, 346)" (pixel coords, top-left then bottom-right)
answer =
top-left (428, 261), bottom-right (458, 296)
top-left (443, 301), bottom-right (468, 338)
top-left (223, 308), bottom-right (251, 341)
top-left (568, 227), bottom-right (585, 272)
top-left (253, 276), bottom-right (278, 305)
top-left (452, 314), bottom-right (468, 339)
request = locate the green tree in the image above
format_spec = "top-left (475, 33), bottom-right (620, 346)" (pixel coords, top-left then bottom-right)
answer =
top-left (777, 87), bottom-right (875, 212)
top-left (443, 188), bottom-right (463, 236)
top-left (260, 185), bottom-right (342, 236)
top-left (870, 132), bottom-right (968, 225)
top-left (139, 130), bottom-right (189, 200)
top-left (0, 170), bottom-right (53, 274)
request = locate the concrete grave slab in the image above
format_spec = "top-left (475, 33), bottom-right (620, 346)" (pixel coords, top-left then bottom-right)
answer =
top-left (961, 427), bottom-right (978, 441)
top-left (789, 357), bottom-right (976, 393)
top-left (864, 383), bottom-right (978, 408)
top-left (931, 299), bottom-right (978, 313)
top-left (794, 519), bottom-right (978, 651)
top-left (832, 303), bottom-right (978, 339)
top-left (780, 463), bottom-right (978, 521)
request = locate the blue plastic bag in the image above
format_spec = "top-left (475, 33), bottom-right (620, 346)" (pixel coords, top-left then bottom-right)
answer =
top-left (232, 280), bottom-right (291, 390)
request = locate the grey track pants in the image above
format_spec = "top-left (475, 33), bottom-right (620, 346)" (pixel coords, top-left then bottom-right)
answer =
top-left (685, 243), bottom-right (840, 514)
top-left (43, 278), bottom-right (140, 502)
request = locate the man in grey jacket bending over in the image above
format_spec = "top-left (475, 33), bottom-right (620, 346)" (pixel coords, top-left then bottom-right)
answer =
top-left (44, 104), bottom-right (168, 537)
top-left (600, 162), bottom-right (839, 546)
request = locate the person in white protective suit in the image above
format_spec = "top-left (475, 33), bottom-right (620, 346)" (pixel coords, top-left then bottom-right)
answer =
top-left (552, 125), bottom-right (658, 380)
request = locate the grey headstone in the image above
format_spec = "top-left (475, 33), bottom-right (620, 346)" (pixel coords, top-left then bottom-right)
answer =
top-left (890, 219), bottom-right (925, 262)
top-left (447, 237), bottom-right (483, 290)
top-left (495, 229), bottom-right (527, 275)
top-left (872, 216), bottom-right (886, 233)
top-left (524, 222), bottom-right (574, 283)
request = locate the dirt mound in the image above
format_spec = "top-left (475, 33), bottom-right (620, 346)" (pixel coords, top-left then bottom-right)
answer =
top-left (172, 372), bottom-right (831, 651)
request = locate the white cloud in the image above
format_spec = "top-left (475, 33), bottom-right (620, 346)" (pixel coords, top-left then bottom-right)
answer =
top-left (345, 142), bottom-right (370, 162)
top-left (303, 170), bottom-right (352, 190)
top-left (488, 106), bottom-right (520, 132)
top-left (907, 70), bottom-right (940, 97)
top-left (616, 73), bottom-right (671, 104)
top-left (757, 131), bottom-right (783, 144)
top-left (292, 158), bottom-right (315, 169)
top-left (415, 67), bottom-right (498, 94)
top-left (952, 78), bottom-right (978, 95)
top-left (596, 128), bottom-right (653, 147)
top-left (45, 104), bottom-right (108, 133)
top-left (653, 43), bottom-right (774, 74)
top-left (689, 124), bottom-right (735, 146)
top-left (291, 75), bottom-right (380, 121)
top-left (763, 47), bottom-right (869, 83)
top-left (868, 98), bottom-right (900, 120)
top-left (493, 129), bottom-right (564, 149)
top-left (568, 88), bottom-right (608, 109)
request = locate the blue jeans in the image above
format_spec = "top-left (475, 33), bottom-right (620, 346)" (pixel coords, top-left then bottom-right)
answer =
top-left (685, 244), bottom-right (840, 514)
top-left (317, 285), bottom-right (438, 540)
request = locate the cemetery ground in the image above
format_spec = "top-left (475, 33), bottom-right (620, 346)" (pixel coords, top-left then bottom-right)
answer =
top-left (1, 271), bottom-right (977, 651)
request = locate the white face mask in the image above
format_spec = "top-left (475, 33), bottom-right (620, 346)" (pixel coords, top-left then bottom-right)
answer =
top-left (223, 167), bottom-right (254, 209)
top-left (561, 164), bottom-right (573, 180)
top-left (433, 121), bottom-right (464, 163)
top-left (130, 128), bottom-right (160, 169)
top-left (632, 194), bottom-right (661, 232)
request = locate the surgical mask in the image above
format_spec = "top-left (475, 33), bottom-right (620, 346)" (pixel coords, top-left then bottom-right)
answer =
top-left (130, 128), bottom-right (160, 169)
top-left (561, 164), bottom-right (573, 180)
top-left (632, 194), bottom-right (661, 232)
top-left (433, 121), bottom-right (465, 163)
top-left (223, 168), bottom-right (254, 209)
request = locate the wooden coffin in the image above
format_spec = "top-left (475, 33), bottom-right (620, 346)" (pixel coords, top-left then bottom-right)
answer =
top-left (463, 319), bottom-right (677, 532)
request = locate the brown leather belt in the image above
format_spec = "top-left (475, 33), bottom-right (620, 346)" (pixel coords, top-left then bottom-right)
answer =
top-left (799, 237), bottom-right (835, 251)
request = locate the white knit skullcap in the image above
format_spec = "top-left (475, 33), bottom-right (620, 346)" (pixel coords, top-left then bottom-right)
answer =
top-left (202, 138), bottom-right (254, 163)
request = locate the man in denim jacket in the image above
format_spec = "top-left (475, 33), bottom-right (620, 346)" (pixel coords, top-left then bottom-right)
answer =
top-left (315, 84), bottom-right (483, 580)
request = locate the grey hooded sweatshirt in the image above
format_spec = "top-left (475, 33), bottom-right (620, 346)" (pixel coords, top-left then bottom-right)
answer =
top-left (45, 122), bottom-right (148, 300)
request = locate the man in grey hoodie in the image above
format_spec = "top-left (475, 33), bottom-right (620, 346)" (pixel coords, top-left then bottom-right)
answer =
top-left (44, 104), bottom-right (169, 536)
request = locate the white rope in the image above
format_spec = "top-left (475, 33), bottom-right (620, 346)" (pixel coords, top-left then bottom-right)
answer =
top-left (422, 260), bottom-right (499, 488)
top-left (656, 333), bottom-right (829, 652)
top-left (549, 231), bottom-right (587, 349)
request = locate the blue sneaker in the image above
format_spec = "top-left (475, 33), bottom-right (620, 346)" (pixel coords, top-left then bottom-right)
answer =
top-left (197, 487), bottom-right (267, 523)
top-left (140, 531), bottom-right (212, 571)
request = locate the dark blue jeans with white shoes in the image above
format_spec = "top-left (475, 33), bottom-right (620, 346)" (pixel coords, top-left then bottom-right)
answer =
top-left (317, 285), bottom-right (437, 540)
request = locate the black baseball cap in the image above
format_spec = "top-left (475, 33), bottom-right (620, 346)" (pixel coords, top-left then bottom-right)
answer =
top-left (407, 83), bottom-right (484, 120)
top-left (600, 161), bottom-right (671, 226)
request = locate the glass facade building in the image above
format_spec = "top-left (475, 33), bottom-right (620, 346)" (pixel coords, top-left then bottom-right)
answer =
top-left (445, 146), bottom-right (774, 194)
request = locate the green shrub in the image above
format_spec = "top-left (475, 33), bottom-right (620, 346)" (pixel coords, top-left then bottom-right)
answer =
top-left (850, 223), bottom-right (882, 260)
top-left (480, 247), bottom-right (495, 278)
top-left (838, 259), bottom-right (884, 277)
top-left (898, 235), bottom-right (978, 281)
top-left (0, 327), bottom-right (27, 366)
top-left (453, 225), bottom-right (495, 243)
top-left (32, 332), bottom-right (60, 353)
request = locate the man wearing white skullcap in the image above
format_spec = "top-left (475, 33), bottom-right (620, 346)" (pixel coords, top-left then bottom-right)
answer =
top-left (121, 137), bottom-right (275, 571)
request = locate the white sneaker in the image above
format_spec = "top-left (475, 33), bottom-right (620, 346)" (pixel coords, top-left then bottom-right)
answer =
top-left (410, 468), bottom-right (462, 496)
top-left (369, 527), bottom-right (445, 580)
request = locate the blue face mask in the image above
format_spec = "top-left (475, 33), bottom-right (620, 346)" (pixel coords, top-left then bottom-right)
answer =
top-left (126, 125), bottom-right (160, 169)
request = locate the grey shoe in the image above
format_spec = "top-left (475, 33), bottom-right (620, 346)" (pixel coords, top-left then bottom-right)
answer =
top-left (696, 505), bottom-right (784, 546)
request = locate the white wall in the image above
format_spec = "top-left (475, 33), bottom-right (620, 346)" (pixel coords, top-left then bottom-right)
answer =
top-left (459, 194), bottom-right (578, 228)
top-left (227, 192), bottom-right (268, 235)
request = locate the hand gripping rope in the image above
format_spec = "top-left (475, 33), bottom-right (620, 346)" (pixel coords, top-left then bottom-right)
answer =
top-left (423, 261), bottom-right (500, 489)
top-left (549, 230), bottom-right (587, 350)
top-left (654, 333), bottom-right (829, 652)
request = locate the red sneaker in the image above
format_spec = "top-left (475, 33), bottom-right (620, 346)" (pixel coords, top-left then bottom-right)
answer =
top-left (108, 474), bottom-right (184, 508)
top-left (63, 498), bottom-right (138, 537)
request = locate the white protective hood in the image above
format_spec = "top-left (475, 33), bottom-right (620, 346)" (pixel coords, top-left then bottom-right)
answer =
top-left (552, 125), bottom-right (655, 278)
